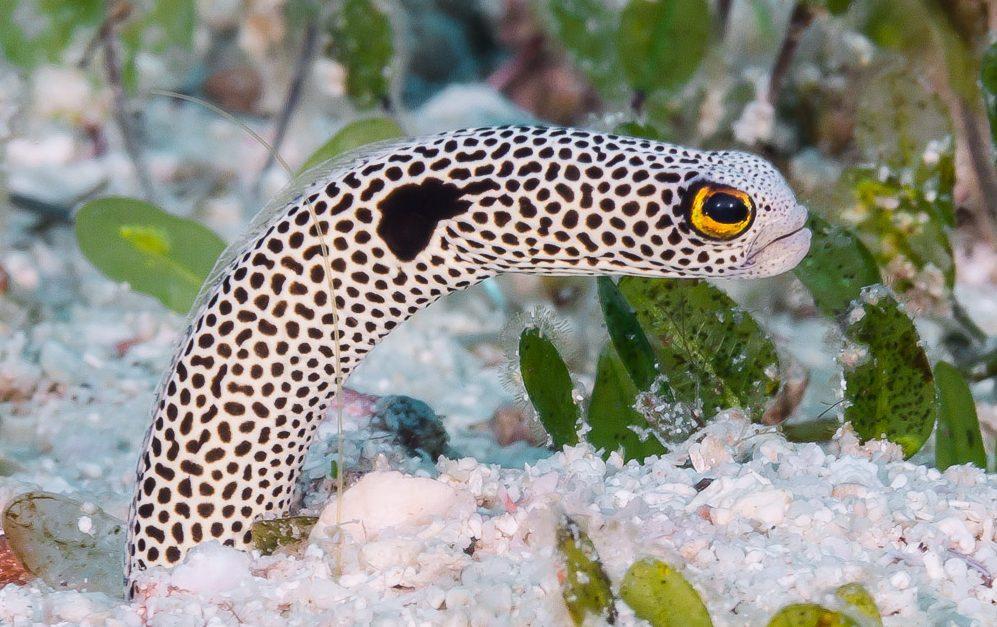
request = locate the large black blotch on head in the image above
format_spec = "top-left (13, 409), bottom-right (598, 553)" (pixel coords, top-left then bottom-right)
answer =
top-left (376, 177), bottom-right (475, 261)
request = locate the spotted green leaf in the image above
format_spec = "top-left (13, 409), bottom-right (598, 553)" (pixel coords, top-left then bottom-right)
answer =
top-left (618, 277), bottom-right (781, 419)
top-left (934, 361), bottom-right (986, 470)
top-left (252, 516), bottom-right (318, 555)
top-left (767, 603), bottom-right (857, 627)
top-left (835, 583), bottom-right (882, 626)
top-left (519, 328), bottom-right (580, 448)
top-left (619, 558), bottom-right (712, 627)
top-left (326, 0), bottom-right (395, 108)
top-left (556, 516), bottom-right (617, 625)
top-left (75, 197), bottom-right (226, 314)
top-left (793, 215), bottom-right (879, 317)
top-left (843, 288), bottom-right (935, 458)
top-left (587, 345), bottom-right (667, 462)
top-left (782, 418), bottom-right (840, 443)
top-left (298, 117), bottom-right (403, 174)
top-left (617, 0), bottom-right (711, 94)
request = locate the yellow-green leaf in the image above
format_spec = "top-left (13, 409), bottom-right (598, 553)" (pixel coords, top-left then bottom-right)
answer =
top-left (252, 516), bottom-right (318, 555)
top-left (75, 197), bottom-right (226, 314)
top-left (767, 603), bottom-right (858, 627)
top-left (835, 583), bottom-right (882, 625)
top-left (619, 558), bottom-right (712, 627)
top-left (557, 516), bottom-right (616, 625)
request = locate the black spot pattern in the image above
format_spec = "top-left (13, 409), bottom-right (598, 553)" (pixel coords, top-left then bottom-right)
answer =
top-left (126, 125), bottom-right (805, 592)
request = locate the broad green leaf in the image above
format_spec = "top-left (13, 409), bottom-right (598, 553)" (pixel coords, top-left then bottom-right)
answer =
top-left (619, 558), bottom-right (712, 627)
top-left (934, 361), bottom-right (986, 470)
top-left (983, 42), bottom-right (997, 145)
top-left (793, 215), bottom-right (879, 317)
top-left (835, 583), bottom-right (882, 626)
top-left (617, 0), bottom-right (710, 94)
top-left (0, 0), bottom-right (102, 68)
top-left (587, 345), bottom-right (667, 462)
top-left (767, 603), bottom-right (857, 627)
top-left (2, 492), bottom-right (124, 596)
top-left (843, 288), bottom-right (935, 458)
top-left (298, 117), bottom-right (403, 173)
top-left (519, 328), bottom-right (580, 448)
top-left (614, 121), bottom-right (670, 142)
top-left (556, 516), bottom-right (616, 625)
top-left (326, 0), bottom-right (394, 108)
top-left (597, 277), bottom-right (658, 391)
top-left (252, 516), bottom-right (318, 555)
top-left (76, 197), bottom-right (226, 314)
top-left (543, 0), bottom-right (626, 100)
top-left (619, 277), bottom-right (781, 419)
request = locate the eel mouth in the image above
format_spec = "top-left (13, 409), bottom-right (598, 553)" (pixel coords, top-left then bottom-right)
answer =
top-left (745, 225), bottom-right (810, 264)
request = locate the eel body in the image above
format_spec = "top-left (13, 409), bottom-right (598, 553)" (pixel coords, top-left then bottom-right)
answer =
top-left (127, 125), bottom-right (810, 590)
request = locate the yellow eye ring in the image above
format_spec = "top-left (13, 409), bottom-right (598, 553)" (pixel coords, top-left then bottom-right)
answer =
top-left (686, 183), bottom-right (755, 241)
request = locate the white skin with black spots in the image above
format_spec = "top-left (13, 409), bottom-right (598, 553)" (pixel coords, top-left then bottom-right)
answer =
top-left (126, 126), bottom-right (810, 592)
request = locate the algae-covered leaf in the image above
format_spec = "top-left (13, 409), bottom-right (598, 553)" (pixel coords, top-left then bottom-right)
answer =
top-left (843, 288), bottom-right (935, 458)
top-left (325, 0), bottom-right (395, 108)
top-left (835, 583), bottom-right (882, 626)
top-left (793, 215), bottom-right (879, 317)
top-left (767, 603), bottom-right (858, 627)
top-left (597, 277), bottom-right (658, 392)
top-left (298, 117), bottom-right (403, 173)
top-left (75, 197), bottom-right (226, 314)
top-left (587, 344), bottom-right (667, 462)
top-left (2, 492), bottom-right (125, 596)
top-left (617, 0), bottom-right (711, 94)
top-left (619, 558), bottom-right (712, 627)
top-left (618, 277), bottom-right (781, 419)
top-left (556, 516), bottom-right (617, 625)
top-left (542, 0), bottom-right (626, 100)
top-left (520, 328), bottom-right (580, 448)
top-left (934, 361), bottom-right (986, 470)
top-left (252, 516), bottom-right (318, 555)
top-left (782, 418), bottom-right (840, 443)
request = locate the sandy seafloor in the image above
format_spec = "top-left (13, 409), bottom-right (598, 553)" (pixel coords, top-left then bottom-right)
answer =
top-left (0, 202), bottom-right (995, 627)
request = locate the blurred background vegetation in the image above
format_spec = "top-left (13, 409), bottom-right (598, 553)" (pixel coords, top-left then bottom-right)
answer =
top-left (0, 1), bottom-right (994, 467)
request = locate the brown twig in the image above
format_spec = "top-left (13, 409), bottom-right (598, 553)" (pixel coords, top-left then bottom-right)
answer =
top-left (256, 19), bottom-right (320, 195)
top-left (100, 0), bottom-right (156, 201)
top-left (716, 0), bottom-right (733, 38)
top-left (767, 2), bottom-right (816, 105)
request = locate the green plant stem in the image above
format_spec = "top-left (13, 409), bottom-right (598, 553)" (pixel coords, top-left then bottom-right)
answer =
top-left (101, 0), bottom-right (156, 203)
top-left (256, 17), bottom-right (319, 196)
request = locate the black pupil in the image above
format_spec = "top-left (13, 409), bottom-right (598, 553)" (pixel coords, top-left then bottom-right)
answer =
top-left (703, 193), bottom-right (749, 224)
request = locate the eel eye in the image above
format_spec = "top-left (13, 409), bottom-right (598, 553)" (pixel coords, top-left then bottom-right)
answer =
top-left (688, 184), bottom-right (755, 240)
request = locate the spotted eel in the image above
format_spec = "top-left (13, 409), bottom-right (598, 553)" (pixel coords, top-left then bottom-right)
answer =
top-left (126, 125), bottom-right (810, 591)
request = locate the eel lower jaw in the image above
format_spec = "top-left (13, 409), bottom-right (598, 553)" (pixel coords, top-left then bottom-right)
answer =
top-left (741, 225), bottom-right (812, 276)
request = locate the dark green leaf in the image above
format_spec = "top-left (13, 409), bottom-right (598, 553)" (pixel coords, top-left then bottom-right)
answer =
top-left (519, 328), bottom-right (580, 448)
top-left (75, 197), bottom-right (227, 314)
top-left (614, 121), bottom-right (669, 142)
top-left (544, 0), bottom-right (626, 99)
top-left (767, 603), bottom-right (857, 627)
top-left (618, 277), bottom-right (781, 419)
top-left (617, 0), bottom-right (711, 94)
top-left (252, 516), bottom-right (318, 555)
top-left (598, 277), bottom-right (658, 391)
top-left (823, 0), bottom-right (852, 16)
top-left (934, 360), bottom-right (986, 470)
top-left (620, 558), bottom-right (713, 627)
top-left (782, 418), bottom-right (840, 443)
top-left (587, 345), bottom-right (667, 462)
top-left (298, 117), bottom-right (403, 173)
top-left (793, 215), bottom-right (879, 317)
top-left (843, 288), bottom-right (935, 458)
top-left (556, 516), bottom-right (617, 625)
top-left (326, 0), bottom-right (395, 108)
